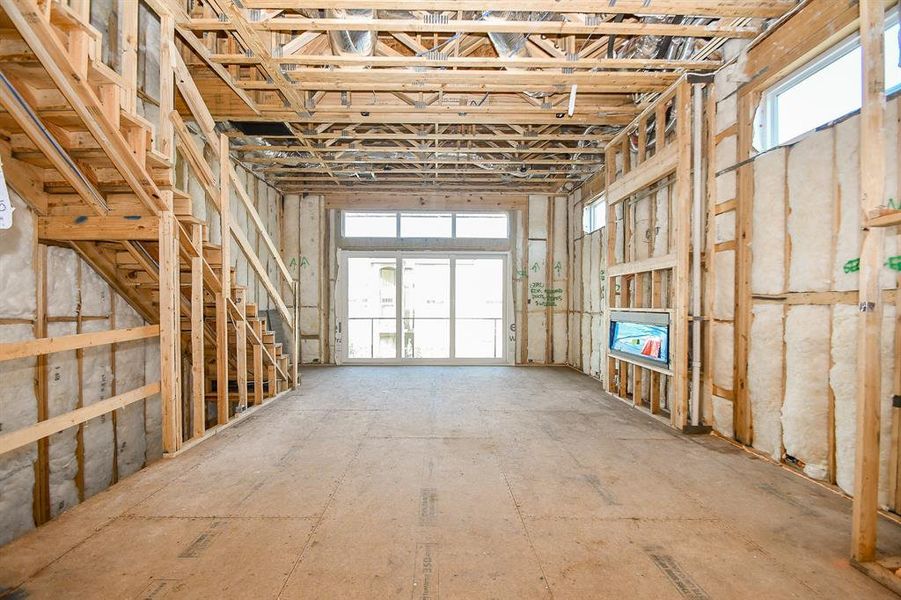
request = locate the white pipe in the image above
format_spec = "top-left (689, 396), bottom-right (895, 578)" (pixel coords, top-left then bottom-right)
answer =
top-left (568, 84), bottom-right (578, 117)
top-left (690, 83), bottom-right (704, 427)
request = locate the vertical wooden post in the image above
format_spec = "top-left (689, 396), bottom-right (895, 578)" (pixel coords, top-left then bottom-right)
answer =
top-left (253, 320), bottom-right (264, 405)
top-left (33, 244), bottom-right (50, 524)
top-left (293, 279), bottom-right (300, 387)
top-left (733, 89), bottom-right (757, 445)
top-left (851, 0), bottom-right (886, 565)
top-left (235, 290), bottom-right (248, 411)
top-left (157, 12), bottom-right (175, 159)
top-left (120, 0), bottom-right (138, 114)
top-left (159, 208), bottom-right (182, 453)
top-left (216, 134), bottom-right (231, 425)
top-left (671, 79), bottom-right (692, 430)
top-left (190, 223), bottom-right (205, 439)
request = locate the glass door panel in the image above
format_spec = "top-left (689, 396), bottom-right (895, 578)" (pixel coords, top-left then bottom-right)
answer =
top-left (455, 258), bottom-right (504, 358)
top-left (402, 258), bottom-right (450, 358)
top-left (346, 257), bottom-right (398, 359)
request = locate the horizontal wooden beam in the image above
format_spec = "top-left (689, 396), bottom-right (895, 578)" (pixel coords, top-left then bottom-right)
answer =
top-left (234, 145), bottom-right (608, 155)
top-left (0, 325), bottom-right (160, 361)
top-left (211, 54), bottom-right (723, 71)
top-left (239, 1), bottom-right (795, 18)
top-left (252, 68), bottom-right (675, 87)
top-left (608, 253), bottom-right (677, 277)
top-left (189, 17), bottom-right (760, 38)
top-left (323, 192), bottom-right (528, 209)
top-left (37, 216), bottom-right (160, 240)
top-left (0, 382), bottom-right (161, 455)
top-left (223, 131), bottom-right (613, 142)
top-left (209, 107), bottom-right (636, 124)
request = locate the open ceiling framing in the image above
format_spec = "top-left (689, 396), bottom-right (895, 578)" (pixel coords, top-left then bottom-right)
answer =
top-left (173, 0), bottom-right (797, 194)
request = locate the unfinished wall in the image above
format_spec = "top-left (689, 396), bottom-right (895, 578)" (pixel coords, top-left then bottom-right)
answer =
top-left (523, 195), bottom-right (569, 364)
top-left (740, 99), bottom-right (899, 499)
top-left (294, 195), bottom-right (567, 365)
top-left (0, 188), bottom-right (160, 546)
top-left (283, 193), bottom-right (327, 364)
top-left (566, 189), bottom-right (606, 381)
top-left (708, 40), bottom-right (747, 439)
top-left (708, 19), bottom-right (901, 505)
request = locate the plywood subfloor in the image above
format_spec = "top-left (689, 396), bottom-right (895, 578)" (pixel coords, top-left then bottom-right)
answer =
top-left (1, 366), bottom-right (900, 599)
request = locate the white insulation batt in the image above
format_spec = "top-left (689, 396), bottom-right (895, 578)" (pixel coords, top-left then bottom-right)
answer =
top-left (144, 337), bottom-right (163, 462)
top-left (782, 305), bottom-right (830, 479)
top-left (114, 295), bottom-right (147, 480)
top-left (833, 113), bottom-right (861, 293)
top-left (46, 321), bottom-right (79, 518)
top-left (787, 129), bottom-right (834, 293)
top-left (552, 197), bottom-right (568, 364)
top-left (831, 304), bottom-right (896, 501)
top-left (81, 318), bottom-right (115, 499)
top-left (0, 191), bottom-right (35, 318)
top-left (527, 195), bottom-right (549, 363)
top-left (0, 324), bottom-right (37, 545)
top-left (751, 148), bottom-right (787, 295)
top-left (748, 304), bottom-right (784, 460)
top-left (299, 195), bottom-right (322, 363)
top-left (653, 187), bottom-right (669, 256)
top-left (47, 246), bottom-right (79, 316)
top-left (713, 250), bottom-right (734, 320)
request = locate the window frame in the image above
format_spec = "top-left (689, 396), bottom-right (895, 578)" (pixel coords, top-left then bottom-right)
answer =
top-left (756, 8), bottom-right (901, 151)
top-left (341, 210), bottom-right (511, 242)
top-left (582, 196), bottom-right (606, 234)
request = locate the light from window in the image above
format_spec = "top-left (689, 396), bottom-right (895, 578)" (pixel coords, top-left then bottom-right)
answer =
top-left (343, 211), bottom-right (510, 239)
top-left (757, 15), bottom-right (901, 150)
top-left (583, 198), bottom-right (606, 233)
top-left (344, 212), bottom-right (397, 237)
top-left (400, 213), bottom-right (452, 238)
top-left (455, 213), bottom-right (508, 238)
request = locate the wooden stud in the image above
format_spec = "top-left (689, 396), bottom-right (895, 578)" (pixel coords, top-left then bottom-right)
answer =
top-left (851, 0), bottom-right (886, 565)
top-left (159, 208), bottom-right (182, 453)
top-left (190, 223), bottom-right (206, 439)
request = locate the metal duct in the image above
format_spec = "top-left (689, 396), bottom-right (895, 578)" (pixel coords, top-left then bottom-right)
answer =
top-left (324, 9), bottom-right (376, 57)
top-left (481, 11), bottom-right (556, 97)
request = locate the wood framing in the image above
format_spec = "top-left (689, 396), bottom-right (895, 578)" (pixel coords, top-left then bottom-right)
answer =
top-left (851, 0), bottom-right (887, 566)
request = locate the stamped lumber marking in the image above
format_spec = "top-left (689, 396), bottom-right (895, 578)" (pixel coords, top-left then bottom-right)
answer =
top-left (412, 542), bottom-right (439, 600)
top-left (645, 546), bottom-right (710, 600)
top-left (755, 483), bottom-right (817, 516)
top-left (139, 578), bottom-right (183, 599)
top-left (179, 521), bottom-right (226, 558)
top-left (419, 487), bottom-right (438, 525)
top-left (581, 473), bottom-right (618, 506)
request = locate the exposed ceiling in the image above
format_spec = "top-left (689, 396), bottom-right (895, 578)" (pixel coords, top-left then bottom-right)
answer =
top-left (173, 1), bottom-right (798, 195)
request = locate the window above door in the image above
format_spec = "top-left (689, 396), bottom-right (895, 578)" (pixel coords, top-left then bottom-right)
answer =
top-left (342, 211), bottom-right (510, 240)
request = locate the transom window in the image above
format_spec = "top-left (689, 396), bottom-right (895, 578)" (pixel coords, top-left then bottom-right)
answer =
top-left (582, 196), bottom-right (606, 234)
top-left (755, 9), bottom-right (901, 151)
top-left (342, 211), bottom-right (509, 239)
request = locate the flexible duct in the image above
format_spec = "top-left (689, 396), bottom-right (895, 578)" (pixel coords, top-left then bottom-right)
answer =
top-left (324, 9), bottom-right (376, 56)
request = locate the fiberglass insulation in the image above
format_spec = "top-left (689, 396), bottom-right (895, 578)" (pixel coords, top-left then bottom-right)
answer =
top-left (748, 304), bottom-right (784, 460)
top-left (0, 324), bottom-right (37, 545)
top-left (114, 295), bottom-right (147, 480)
top-left (751, 147), bottom-right (787, 296)
top-left (787, 129), bottom-right (834, 293)
top-left (46, 321), bottom-right (79, 518)
top-left (782, 305), bottom-right (831, 479)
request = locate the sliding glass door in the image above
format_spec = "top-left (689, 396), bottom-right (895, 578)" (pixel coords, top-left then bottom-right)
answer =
top-left (340, 252), bottom-right (508, 364)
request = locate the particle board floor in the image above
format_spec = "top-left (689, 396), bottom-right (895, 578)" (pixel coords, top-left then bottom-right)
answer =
top-left (1, 367), bottom-right (900, 599)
